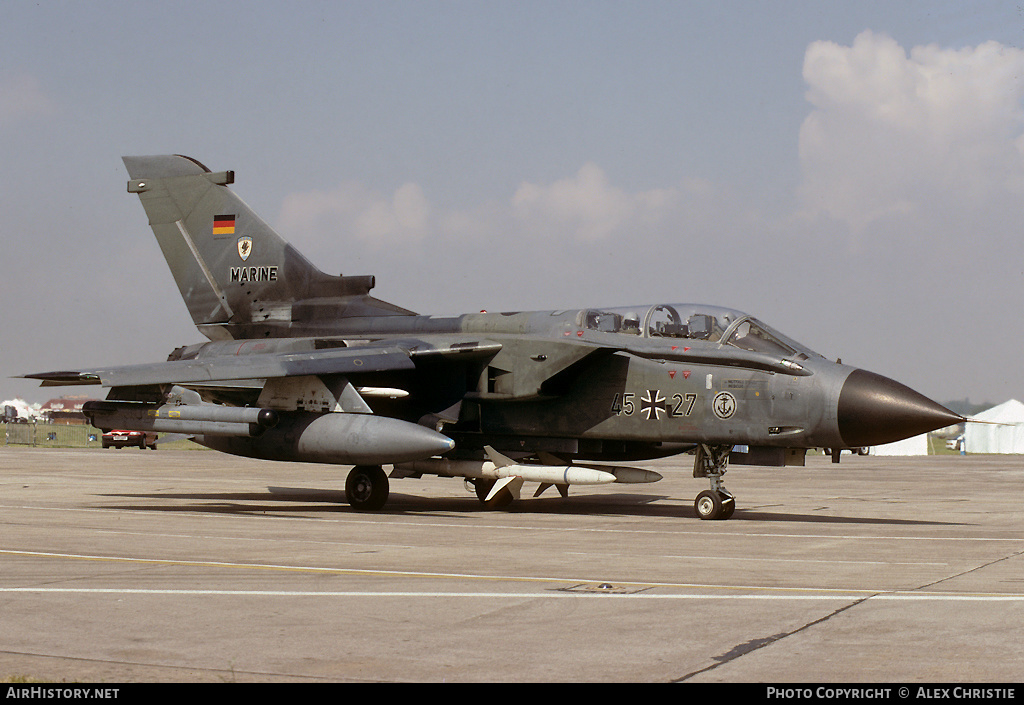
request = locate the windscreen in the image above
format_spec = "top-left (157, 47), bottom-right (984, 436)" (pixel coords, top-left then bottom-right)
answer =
top-left (725, 318), bottom-right (797, 356)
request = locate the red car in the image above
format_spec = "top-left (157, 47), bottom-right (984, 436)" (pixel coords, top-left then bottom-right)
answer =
top-left (102, 429), bottom-right (158, 450)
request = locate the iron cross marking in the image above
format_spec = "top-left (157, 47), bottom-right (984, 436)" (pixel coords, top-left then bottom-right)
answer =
top-left (640, 389), bottom-right (667, 420)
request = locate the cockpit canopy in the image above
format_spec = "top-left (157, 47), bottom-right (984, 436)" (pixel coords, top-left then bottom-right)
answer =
top-left (580, 303), bottom-right (817, 357)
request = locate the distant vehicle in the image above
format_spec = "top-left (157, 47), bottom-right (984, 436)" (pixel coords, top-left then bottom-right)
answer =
top-left (102, 429), bottom-right (157, 450)
top-left (823, 446), bottom-right (869, 458)
top-left (946, 435), bottom-right (964, 451)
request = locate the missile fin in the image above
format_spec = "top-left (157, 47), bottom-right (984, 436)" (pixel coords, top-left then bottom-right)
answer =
top-left (532, 482), bottom-right (571, 498)
top-left (485, 475), bottom-right (524, 502)
top-left (484, 445), bottom-right (515, 468)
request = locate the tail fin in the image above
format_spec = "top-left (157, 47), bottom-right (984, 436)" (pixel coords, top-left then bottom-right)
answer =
top-left (122, 154), bottom-right (414, 340)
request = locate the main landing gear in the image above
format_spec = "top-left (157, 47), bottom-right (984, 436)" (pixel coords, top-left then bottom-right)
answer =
top-left (345, 465), bottom-right (389, 510)
top-left (693, 444), bottom-right (735, 520)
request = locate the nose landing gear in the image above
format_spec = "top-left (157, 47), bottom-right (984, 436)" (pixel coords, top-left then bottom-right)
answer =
top-left (694, 488), bottom-right (735, 520)
top-left (693, 444), bottom-right (735, 520)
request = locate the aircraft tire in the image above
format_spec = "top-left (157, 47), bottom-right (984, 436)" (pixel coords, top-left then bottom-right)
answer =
top-left (484, 489), bottom-right (515, 510)
top-left (473, 479), bottom-right (516, 509)
top-left (695, 490), bottom-right (726, 520)
top-left (473, 479), bottom-right (495, 503)
top-left (719, 493), bottom-right (736, 520)
top-left (345, 465), bottom-right (389, 510)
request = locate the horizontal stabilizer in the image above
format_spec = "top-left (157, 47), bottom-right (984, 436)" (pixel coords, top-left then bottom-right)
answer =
top-left (23, 337), bottom-right (504, 391)
top-left (22, 371), bottom-right (101, 386)
top-left (25, 346), bottom-right (413, 388)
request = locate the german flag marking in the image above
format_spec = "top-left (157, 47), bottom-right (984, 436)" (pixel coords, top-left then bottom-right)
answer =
top-left (213, 214), bottom-right (236, 235)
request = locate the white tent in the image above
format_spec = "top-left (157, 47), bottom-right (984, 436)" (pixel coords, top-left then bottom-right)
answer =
top-left (964, 399), bottom-right (1024, 454)
top-left (870, 433), bottom-right (929, 456)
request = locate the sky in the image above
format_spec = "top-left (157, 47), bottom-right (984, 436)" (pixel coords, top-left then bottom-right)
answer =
top-left (1, 1), bottom-right (1023, 407)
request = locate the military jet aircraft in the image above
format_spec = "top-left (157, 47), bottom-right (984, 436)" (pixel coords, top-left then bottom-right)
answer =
top-left (25, 155), bottom-right (963, 519)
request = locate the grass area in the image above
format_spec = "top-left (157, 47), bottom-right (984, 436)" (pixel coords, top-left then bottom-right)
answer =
top-left (1, 422), bottom-right (207, 450)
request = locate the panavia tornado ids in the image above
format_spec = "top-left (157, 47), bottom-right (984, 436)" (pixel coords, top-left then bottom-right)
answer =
top-left (25, 155), bottom-right (963, 519)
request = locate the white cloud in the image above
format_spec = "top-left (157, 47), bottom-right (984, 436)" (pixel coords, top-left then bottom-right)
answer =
top-left (798, 31), bottom-right (1024, 232)
top-left (512, 163), bottom-right (678, 241)
top-left (0, 73), bottom-right (54, 128)
top-left (278, 163), bottom-right (742, 263)
top-left (278, 180), bottom-right (432, 251)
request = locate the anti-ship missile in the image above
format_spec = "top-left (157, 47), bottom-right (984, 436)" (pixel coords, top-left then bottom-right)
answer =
top-left (394, 446), bottom-right (663, 486)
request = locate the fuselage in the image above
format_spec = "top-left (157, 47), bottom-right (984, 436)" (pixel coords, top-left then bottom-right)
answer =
top-left (170, 301), bottom-right (958, 463)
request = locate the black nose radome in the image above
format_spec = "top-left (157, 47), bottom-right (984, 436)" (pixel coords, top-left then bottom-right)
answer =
top-left (838, 369), bottom-right (962, 448)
